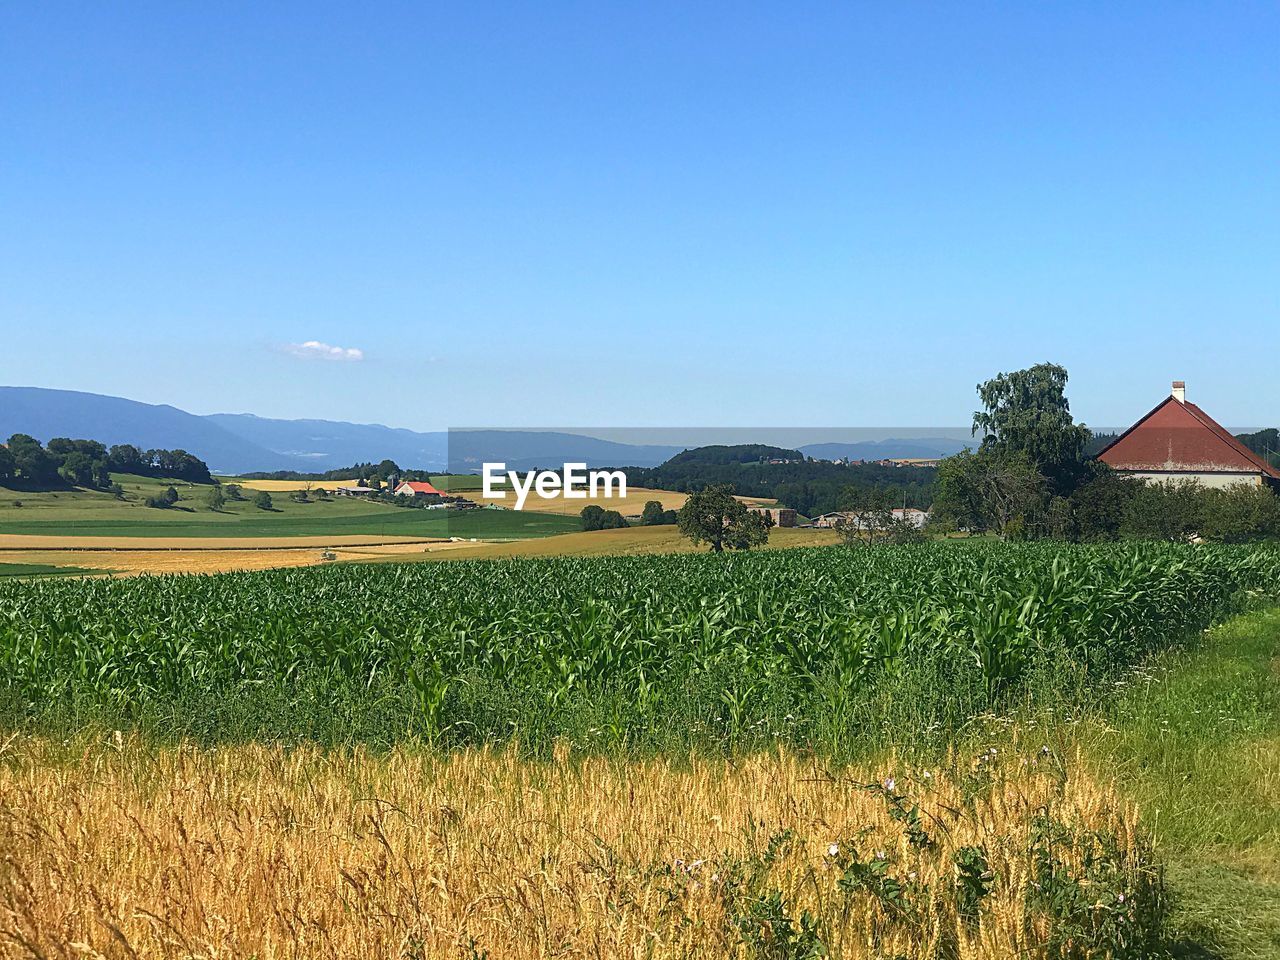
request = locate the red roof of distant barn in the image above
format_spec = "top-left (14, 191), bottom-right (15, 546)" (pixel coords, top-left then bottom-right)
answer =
top-left (1098, 392), bottom-right (1280, 479)
top-left (398, 480), bottom-right (444, 495)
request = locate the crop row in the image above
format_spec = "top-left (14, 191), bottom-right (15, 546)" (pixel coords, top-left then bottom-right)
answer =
top-left (2, 542), bottom-right (1277, 746)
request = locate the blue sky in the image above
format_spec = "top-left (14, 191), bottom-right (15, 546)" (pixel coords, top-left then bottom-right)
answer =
top-left (3, 3), bottom-right (1278, 431)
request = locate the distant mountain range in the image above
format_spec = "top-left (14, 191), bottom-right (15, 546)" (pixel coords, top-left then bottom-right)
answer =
top-left (0, 387), bottom-right (301, 473)
top-left (1, 386), bottom-right (970, 474)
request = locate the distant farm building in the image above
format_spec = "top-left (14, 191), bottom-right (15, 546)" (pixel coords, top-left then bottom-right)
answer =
top-left (394, 480), bottom-right (444, 498)
top-left (748, 506), bottom-right (797, 527)
top-left (811, 507), bottom-right (928, 529)
top-left (885, 457), bottom-right (942, 469)
top-left (334, 484), bottom-right (376, 497)
top-left (1098, 381), bottom-right (1280, 489)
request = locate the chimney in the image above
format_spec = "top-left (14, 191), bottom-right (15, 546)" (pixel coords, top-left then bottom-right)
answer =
top-left (1172, 380), bottom-right (1186, 403)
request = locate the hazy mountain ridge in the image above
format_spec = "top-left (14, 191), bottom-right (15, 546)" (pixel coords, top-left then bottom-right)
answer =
top-left (0, 387), bottom-right (308, 473)
top-left (3, 387), bottom-right (975, 474)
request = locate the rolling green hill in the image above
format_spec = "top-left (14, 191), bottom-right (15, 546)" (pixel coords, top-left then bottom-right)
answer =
top-left (0, 474), bottom-right (577, 539)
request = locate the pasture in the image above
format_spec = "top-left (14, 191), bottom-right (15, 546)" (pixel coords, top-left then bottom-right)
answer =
top-left (0, 474), bottom-right (580, 539)
top-left (0, 561), bottom-right (95, 578)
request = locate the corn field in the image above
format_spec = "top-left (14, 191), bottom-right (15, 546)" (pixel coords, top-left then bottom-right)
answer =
top-left (1, 542), bottom-right (1277, 746)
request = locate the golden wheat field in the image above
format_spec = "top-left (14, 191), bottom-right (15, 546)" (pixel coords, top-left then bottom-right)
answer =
top-left (415, 524), bottom-right (840, 561)
top-left (459, 485), bottom-right (690, 516)
top-left (0, 738), bottom-right (1161, 959)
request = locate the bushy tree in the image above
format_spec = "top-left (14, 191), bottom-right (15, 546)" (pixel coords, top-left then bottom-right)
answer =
top-left (48, 438), bottom-right (107, 463)
top-left (206, 486), bottom-right (226, 511)
top-left (676, 484), bottom-right (770, 552)
top-left (223, 483), bottom-right (244, 501)
top-left (1120, 480), bottom-right (1204, 542)
top-left (640, 500), bottom-right (678, 525)
top-left (581, 505), bottom-right (628, 531)
top-left (1068, 464), bottom-right (1139, 541)
top-left (1197, 483), bottom-right (1280, 543)
top-left (58, 451), bottom-right (97, 486)
top-left (6, 434), bottom-right (58, 484)
top-left (972, 363), bottom-right (1091, 492)
top-left (932, 450), bottom-right (990, 533)
top-left (0, 445), bottom-right (14, 481)
top-left (253, 491), bottom-right (273, 510)
top-left (107, 444), bottom-right (146, 474)
top-left (932, 449), bottom-right (1046, 538)
top-left (144, 487), bottom-right (179, 509)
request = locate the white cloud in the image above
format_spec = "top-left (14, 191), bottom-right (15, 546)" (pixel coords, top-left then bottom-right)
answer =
top-left (284, 340), bottom-right (365, 362)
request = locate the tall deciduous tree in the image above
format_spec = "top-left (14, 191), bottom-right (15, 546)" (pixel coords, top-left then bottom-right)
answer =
top-left (676, 484), bottom-right (769, 552)
top-left (972, 363), bottom-right (1091, 490)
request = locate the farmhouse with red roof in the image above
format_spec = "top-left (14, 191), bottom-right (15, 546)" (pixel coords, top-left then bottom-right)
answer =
top-left (1098, 381), bottom-right (1280, 488)
top-left (393, 480), bottom-right (444, 498)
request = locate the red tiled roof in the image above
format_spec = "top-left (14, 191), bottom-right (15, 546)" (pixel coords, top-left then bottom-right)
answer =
top-left (1098, 396), bottom-right (1280, 479)
top-left (397, 480), bottom-right (443, 495)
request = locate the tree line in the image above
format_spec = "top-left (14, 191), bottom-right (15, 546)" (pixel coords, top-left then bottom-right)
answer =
top-left (240, 460), bottom-right (433, 483)
top-left (0, 435), bottom-right (212, 489)
top-left (625, 453), bottom-right (935, 518)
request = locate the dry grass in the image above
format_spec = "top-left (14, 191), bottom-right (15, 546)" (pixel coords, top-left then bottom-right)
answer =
top-left (0, 536), bottom-right (444, 577)
top-left (0, 738), bottom-right (1162, 959)
top-left (0, 528), bottom-right (837, 575)
top-left (414, 525), bottom-right (840, 560)
top-left (462, 485), bottom-right (690, 516)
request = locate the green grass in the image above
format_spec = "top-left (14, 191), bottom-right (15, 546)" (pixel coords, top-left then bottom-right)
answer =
top-left (0, 508), bottom-right (578, 539)
top-left (0, 474), bottom-right (578, 538)
top-left (0, 562), bottom-right (97, 578)
top-left (1076, 607), bottom-right (1280, 960)
top-left (424, 474), bottom-right (486, 492)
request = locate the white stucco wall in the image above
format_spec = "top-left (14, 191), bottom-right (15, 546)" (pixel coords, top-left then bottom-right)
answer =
top-left (1120, 471), bottom-right (1263, 489)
